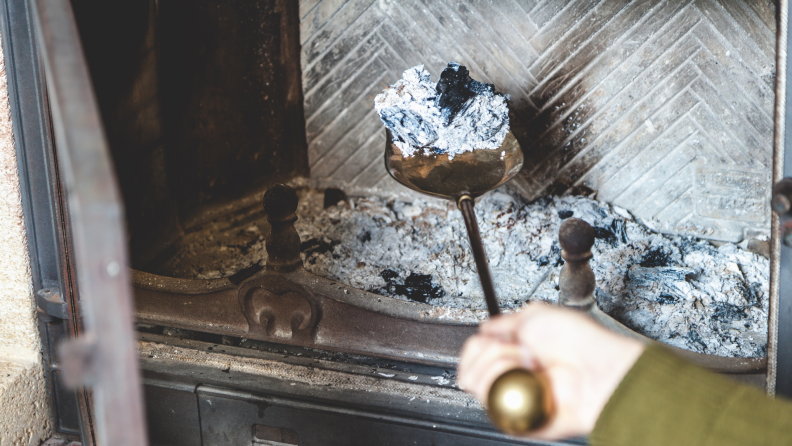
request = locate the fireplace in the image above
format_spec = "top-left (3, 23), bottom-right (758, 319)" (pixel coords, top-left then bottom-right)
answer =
top-left (4, 0), bottom-right (792, 445)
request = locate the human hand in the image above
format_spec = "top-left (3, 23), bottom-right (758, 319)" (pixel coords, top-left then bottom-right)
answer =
top-left (457, 303), bottom-right (645, 440)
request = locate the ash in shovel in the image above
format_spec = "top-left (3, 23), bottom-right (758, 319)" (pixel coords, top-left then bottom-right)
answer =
top-left (374, 63), bottom-right (509, 159)
top-left (295, 189), bottom-right (769, 358)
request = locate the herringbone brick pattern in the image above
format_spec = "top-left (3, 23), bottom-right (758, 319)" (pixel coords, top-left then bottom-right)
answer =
top-left (299, 0), bottom-right (775, 241)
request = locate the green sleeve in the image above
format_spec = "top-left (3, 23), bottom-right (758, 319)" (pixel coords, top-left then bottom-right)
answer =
top-left (590, 344), bottom-right (792, 446)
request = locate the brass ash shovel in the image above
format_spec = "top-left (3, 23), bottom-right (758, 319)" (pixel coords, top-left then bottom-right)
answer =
top-left (385, 130), bottom-right (554, 434)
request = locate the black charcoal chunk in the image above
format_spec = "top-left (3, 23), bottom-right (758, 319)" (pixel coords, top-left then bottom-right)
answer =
top-left (640, 247), bottom-right (672, 268)
top-left (593, 226), bottom-right (618, 246)
top-left (435, 62), bottom-right (493, 124)
top-left (379, 270), bottom-right (445, 303)
top-left (558, 210), bottom-right (574, 219)
top-left (359, 231), bottom-right (372, 243)
top-left (656, 293), bottom-right (678, 305)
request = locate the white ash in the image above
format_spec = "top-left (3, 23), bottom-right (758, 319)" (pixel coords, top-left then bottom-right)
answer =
top-left (295, 189), bottom-right (769, 358)
top-left (374, 63), bottom-right (509, 159)
top-left (431, 376), bottom-right (451, 385)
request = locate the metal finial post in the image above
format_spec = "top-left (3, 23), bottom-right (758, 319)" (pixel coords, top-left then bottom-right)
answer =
top-left (558, 218), bottom-right (596, 310)
top-left (263, 184), bottom-right (303, 272)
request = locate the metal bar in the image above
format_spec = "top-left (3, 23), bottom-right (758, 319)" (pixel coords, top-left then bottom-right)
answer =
top-left (26, 0), bottom-right (147, 443)
top-left (458, 196), bottom-right (500, 316)
top-left (0, 0), bottom-right (57, 292)
top-left (0, 0), bottom-right (93, 440)
top-left (773, 0), bottom-right (792, 398)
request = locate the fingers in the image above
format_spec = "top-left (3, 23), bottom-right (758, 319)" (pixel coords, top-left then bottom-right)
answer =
top-left (529, 365), bottom-right (587, 440)
top-left (458, 335), bottom-right (519, 388)
top-left (463, 303), bottom-right (646, 441)
top-left (512, 305), bottom-right (601, 363)
top-left (473, 356), bottom-right (524, 403)
top-left (457, 334), bottom-right (491, 386)
top-left (458, 335), bottom-right (534, 402)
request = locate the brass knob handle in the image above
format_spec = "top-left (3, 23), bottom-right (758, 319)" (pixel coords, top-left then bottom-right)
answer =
top-left (487, 369), bottom-right (553, 435)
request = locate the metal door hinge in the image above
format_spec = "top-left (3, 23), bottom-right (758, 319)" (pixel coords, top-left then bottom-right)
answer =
top-left (36, 287), bottom-right (70, 320)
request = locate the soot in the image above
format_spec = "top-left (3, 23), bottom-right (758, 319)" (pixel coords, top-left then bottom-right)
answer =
top-left (687, 330), bottom-right (707, 349)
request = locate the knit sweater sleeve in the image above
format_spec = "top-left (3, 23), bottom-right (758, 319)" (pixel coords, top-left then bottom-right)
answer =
top-left (590, 344), bottom-right (792, 446)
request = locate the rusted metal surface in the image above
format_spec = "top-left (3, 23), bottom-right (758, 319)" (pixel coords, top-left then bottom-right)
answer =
top-left (28, 0), bottom-right (147, 444)
top-left (136, 263), bottom-right (766, 373)
top-left (136, 267), bottom-right (474, 366)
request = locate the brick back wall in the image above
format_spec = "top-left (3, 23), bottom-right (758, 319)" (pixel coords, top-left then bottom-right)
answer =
top-left (299, 0), bottom-right (776, 242)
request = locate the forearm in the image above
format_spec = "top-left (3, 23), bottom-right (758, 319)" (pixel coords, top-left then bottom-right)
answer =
top-left (591, 344), bottom-right (792, 446)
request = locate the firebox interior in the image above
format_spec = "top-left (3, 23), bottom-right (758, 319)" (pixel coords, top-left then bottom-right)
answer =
top-left (66, 0), bottom-right (770, 368)
top-left (70, 0), bottom-right (308, 270)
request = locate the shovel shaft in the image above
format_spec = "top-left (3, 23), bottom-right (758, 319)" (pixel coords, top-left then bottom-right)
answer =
top-left (457, 195), bottom-right (500, 316)
top-left (457, 195), bottom-right (553, 434)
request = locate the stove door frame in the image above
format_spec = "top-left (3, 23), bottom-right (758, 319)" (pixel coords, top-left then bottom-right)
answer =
top-left (772, 0), bottom-right (792, 398)
top-left (0, 0), bottom-right (92, 441)
top-left (1, 0), bottom-right (148, 444)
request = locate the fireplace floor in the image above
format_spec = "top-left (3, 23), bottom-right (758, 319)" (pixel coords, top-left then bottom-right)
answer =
top-left (145, 185), bottom-right (769, 359)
